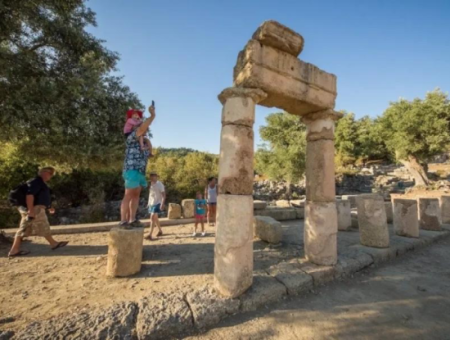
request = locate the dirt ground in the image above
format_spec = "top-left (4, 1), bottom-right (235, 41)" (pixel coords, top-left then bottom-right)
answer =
top-left (0, 221), bottom-right (302, 332)
top-left (188, 237), bottom-right (450, 340)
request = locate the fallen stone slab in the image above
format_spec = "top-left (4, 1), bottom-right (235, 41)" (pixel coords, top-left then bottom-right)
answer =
top-left (13, 302), bottom-right (137, 340)
top-left (185, 286), bottom-right (240, 331)
top-left (255, 207), bottom-right (298, 221)
top-left (137, 293), bottom-right (192, 340)
top-left (253, 200), bottom-right (267, 210)
top-left (239, 272), bottom-right (287, 312)
top-left (350, 244), bottom-right (396, 265)
top-left (294, 207), bottom-right (305, 219)
top-left (275, 199), bottom-right (291, 208)
top-left (267, 261), bottom-right (313, 295)
top-left (298, 260), bottom-right (336, 286)
top-left (182, 199), bottom-right (196, 218)
top-left (290, 199), bottom-right (305, 208)
top-left (418, 198), bottom-right (441, 231)
top-left (254, 216), bottom-right (283, 244)
top-left (167, 203), bottom-right (181, 219)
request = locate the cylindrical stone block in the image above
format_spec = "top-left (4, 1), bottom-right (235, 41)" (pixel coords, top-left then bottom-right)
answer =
top-left (221, 96), bottom-right (256, 127)
top-left (214, 195), bottom-right (254, 298)
top-left (393, 199), bottom-right (419, 238)
top-left (356, 195), bottom-right (389, 248)
top-left (336, 200), bottom-right (352, 231)
top-left (418, 198), bottom-right (441, 231)
top-left (440, 195), bottom-right (450, 224)
top-left (106, 227), bottom-right (144, 277)
top-left (385, 202), bottom-right (393, 223)
top-left (305, 139), bottom-right (336, 202)
top-left (218, 124), bottom-right (254, 195)
top-left (304, 201), bottom-right (338, 265)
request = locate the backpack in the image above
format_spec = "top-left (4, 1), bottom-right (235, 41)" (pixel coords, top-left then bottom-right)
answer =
top-left (8, 183), bottom-right (29, 207)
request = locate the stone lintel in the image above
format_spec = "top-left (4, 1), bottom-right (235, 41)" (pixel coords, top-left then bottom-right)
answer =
top-left (252, 20), bottom-right (305, 57)
top-left (218, 87), bottom-right (267, 105)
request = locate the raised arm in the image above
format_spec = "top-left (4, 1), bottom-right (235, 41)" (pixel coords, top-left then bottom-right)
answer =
top-left (136, 105), bottom-right (156, 137)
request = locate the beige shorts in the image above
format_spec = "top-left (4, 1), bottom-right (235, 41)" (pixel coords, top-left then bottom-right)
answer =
top-left (16, 206), bottom-right (51, 238)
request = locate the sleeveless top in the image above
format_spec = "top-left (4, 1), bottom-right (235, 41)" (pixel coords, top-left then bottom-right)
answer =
top-left (207, 185), bottom-right (217, 203)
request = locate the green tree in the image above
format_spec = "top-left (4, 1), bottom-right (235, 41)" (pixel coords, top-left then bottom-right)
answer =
top-left (334, 112), bottom-right (358, 165)
top-left (379, 89), bottom-right (450, 186)
top-left (255, 112), bottom-right (306, 189)
top-left (0, 0), bottom-right (142, 167)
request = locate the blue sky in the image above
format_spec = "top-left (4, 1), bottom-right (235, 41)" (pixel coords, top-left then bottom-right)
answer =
top-left (87, 0), bottom-right (450, 153)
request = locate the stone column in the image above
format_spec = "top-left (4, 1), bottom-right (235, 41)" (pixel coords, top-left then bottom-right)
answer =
top-left (336, 200), bottom-right (352, 231)
top-left (393, 198), bottom-right (419, 238)
top-left (106, 227), bottom-right (144, 277)
top-left (418, 198), bottom-right (441, 231)
top-left (214, 87), bottom-right (267, 298)
top-left (356, 194), bottom-right (389, 248)
top-left (440, 195), bottom-right (450, 224)
top-left (302, 109), bottom-right (341, 266)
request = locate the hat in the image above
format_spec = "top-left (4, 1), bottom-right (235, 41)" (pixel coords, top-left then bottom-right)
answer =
top-left (150, 171), bottom-right (158, 176)
top-left (126, 109), bottom-right (143, 119)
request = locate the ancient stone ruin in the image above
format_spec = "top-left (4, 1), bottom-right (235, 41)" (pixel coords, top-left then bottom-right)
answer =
top-left (215, 20), bottom-right (340, 298)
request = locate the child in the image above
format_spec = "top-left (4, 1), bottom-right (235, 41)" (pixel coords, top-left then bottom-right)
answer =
top-left (124, 108), bottom-right (153, 155)
top-left (193, 191), bottom-right (207, 237)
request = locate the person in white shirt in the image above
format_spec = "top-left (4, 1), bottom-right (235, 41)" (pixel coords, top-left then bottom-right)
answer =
top-left (145, 172), bottom-right (166, 240)
top-left (205, 177), bottom-right (218, 226)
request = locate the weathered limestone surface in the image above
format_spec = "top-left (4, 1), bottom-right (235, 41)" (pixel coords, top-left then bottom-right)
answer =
top-left (234, 39), bottom-right (336, 116)
top-left (252, 20), bottom-right (304, 56)
top-left (137, 293), bottom-right (192, 339)
top-left (214, 195), bottom-right (254, 298)
top-left (253, 200), bottom-right (267, 210)
top-left (336, 200), bottom-right (352, 231)
top-left (181, 199), bottom-right (195, 218)
top-left (305, 139), bottom-right (335, 202)
top-left (385, 202), bottom-right (393, 223)
top-left (167, 203), bottom-right (181, 219)
top-left (255, 207), bottom-right (298, 221)
top-left (275, 199), bottom-right (291, 207)
top-left (304, 201), bottom-right (338, 265)
top-left (356, 195), bottom-right (389, 248)
top-left (418, 198), bottom-right (441, 231)
top-left (254, 216), bottom-right (283, 244)
top-left (106, 227), bottom-right (143, 277)
top-left (440, 195), bottom-right (450, 224)
top-left (393, 199), bottom-right (419, 238)
top-left (342, 195), bottom-right (358, 208)
top-left (218, 124), bottom-right (254, 195)
top-left (290, 199), bottom-right (305, 207)
top-left (218, 87), bottom-right (266, 127)
top-left (267, 261), bottom-right (313, 295)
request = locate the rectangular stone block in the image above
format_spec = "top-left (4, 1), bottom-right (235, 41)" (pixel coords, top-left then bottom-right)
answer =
top-left (305, 140), bottom-right (336, 202)
top-left (440, 195), bottom-right (450, 224)
top-left (233, 39), bottom-right (336, 116)
top-left (214, 195), bottom-right (254, 298)
top-left (254, 207), bottom-right (297, 221)
top-left (336, 200), bottom-right (352, 231)
top-left (181, 199), bottom-right (195, 218)
top-left (254, 216), bottom-right (283, 244)
top-left (304, 201), bottom-right (338, 266)
top-left (393, 199), bottom-right (419, 238)
top-left (218, 124), bottom-right (253, 195)
top-left (253, 200), bottom-right (267, 210)
top-left (252, 20), bottom-right (304, 57)
top-left (106, 228), bottom-right (144, 277)
top-left (342, 195), bottom-right (358, 208)
top-left (418, 198), bottom-right (441, 231)
top-left (356, 195), bottom-right (389, 248)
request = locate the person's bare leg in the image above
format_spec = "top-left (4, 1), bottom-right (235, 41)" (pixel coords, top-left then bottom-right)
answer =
top-left (155, 216), bottom-right (162, 233)
top-left (147, 213), bottom-right (157, 239)
top-left (120, 190), bottom-right (133, 222)
top-left (8, 236), bottom-right (23, 256)
top-left (44, 235), bottom-right (60, 248)
top-left (207, 205), bottom-right (211, 225)
top-left (201, 219), bottom-right (205, 233)
top-left (129, 187), bottom-right (141, 222)
top-left (194, 220), bottom-right (198, 235)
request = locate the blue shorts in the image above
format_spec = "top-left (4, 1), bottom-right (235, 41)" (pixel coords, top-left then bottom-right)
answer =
top-left (123, 170), bottom-right (147, 189)
top-left (149, 204), bottom-right (161, 214)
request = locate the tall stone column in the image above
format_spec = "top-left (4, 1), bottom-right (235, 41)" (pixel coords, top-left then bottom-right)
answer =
top-left (302, 109), bottom-right (341, 266)
top-left (214, 87), bottom-right (267, 298)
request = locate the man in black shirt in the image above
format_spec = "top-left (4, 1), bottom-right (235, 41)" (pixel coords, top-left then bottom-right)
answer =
top-left (8, 167), bottom-right (68, 257)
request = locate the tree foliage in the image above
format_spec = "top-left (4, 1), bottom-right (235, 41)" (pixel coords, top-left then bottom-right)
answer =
top-left (0, 0), bottom-right (142, 167)
top-left (255, 112), bottom-right (306, 184)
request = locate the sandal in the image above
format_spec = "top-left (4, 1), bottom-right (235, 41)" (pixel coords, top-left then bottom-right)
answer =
top-left (8, 250), bottom-right (30, 258)
top-left (144, 235), bottom-right (154, 241)
top-left (52, 241), bottom-right (69, 250)
top-left (156, 230), bottom-right (163, 237)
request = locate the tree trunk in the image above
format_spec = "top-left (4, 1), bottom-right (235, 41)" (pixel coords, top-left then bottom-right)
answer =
top-left (400, 155), bottom-right (429, 186)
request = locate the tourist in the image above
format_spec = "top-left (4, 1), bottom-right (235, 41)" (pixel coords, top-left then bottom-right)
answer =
top-left (120, 104), bottom-right (156, 227)
top-left (145, 172), bottom-right (166, 240)
top-left (123, 108), bottom-right (153, 154)
top-left (205, 177), bottom-right (218, 226)
top-left (8, 167), bottom-right (69, 257)
top-left (193, 191), bottom-right (207, 237)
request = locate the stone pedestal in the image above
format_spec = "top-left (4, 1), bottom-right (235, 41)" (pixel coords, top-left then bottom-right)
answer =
top-left (393, 199), bottom-right (419, 238)
top-left (336, 200), bottom-right (352, 231)
top-left (418, 198), bottom-right (441, 231)
top-left (181, 199), bottom-right (195, 218)
top-left (440, 195), bottom-right (450, 224)
top-left (106, 227), bottom-right (144, 277)
top-left (214, 88), bottom-right (267, 298)
top-left (167, 203), bottom-right (181, 219)
top-left (384, 202), bottom-right (393, 223)
top-left (302, 110), bottom-right (341, 266)
top-left (356, 195), bottom-right (389, 248)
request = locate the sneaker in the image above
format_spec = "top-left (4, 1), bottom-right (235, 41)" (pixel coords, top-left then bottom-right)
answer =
top-left (119, 221), bottom-right (129, 228)
top-left (192, 232), bottom-right (197, 237)
top-left (201, 232), bottom-right (206, 237)
top-left (130, 220), bottom-right (143, 228)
